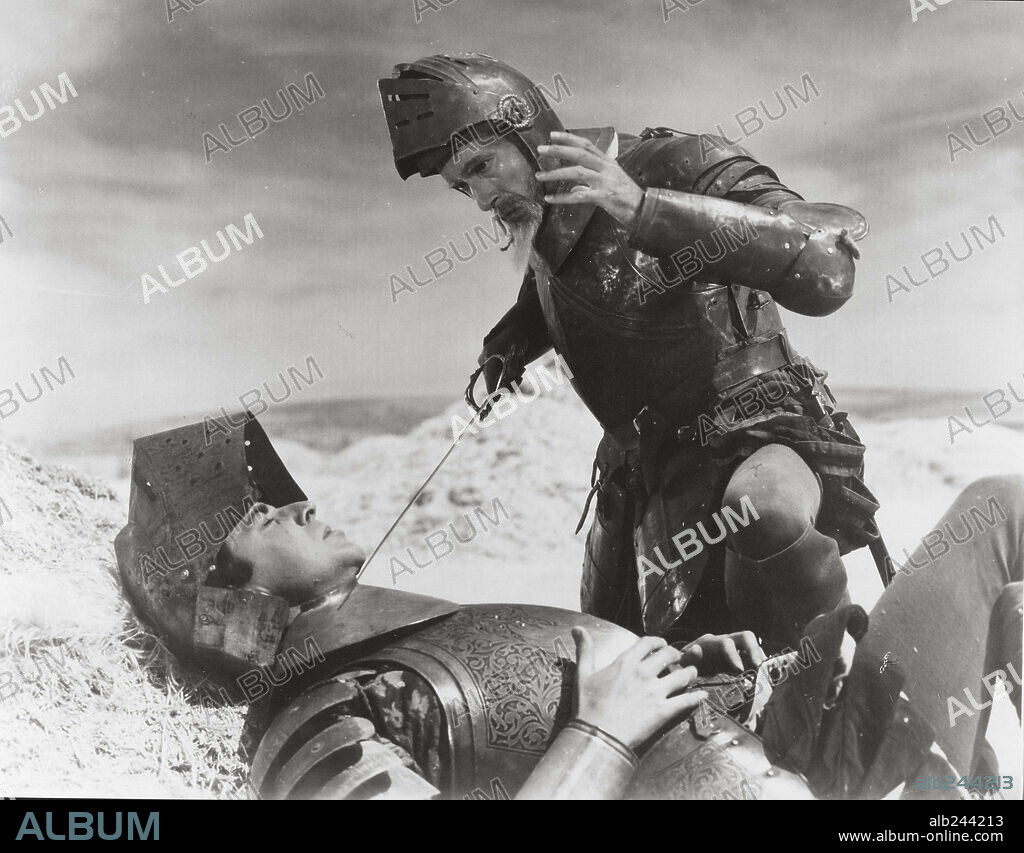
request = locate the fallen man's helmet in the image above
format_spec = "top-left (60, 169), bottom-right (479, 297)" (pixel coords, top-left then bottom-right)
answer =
top-left (378, 52), bottom-right (565, 179)
top-left (113, 412), bottom-right (305, 661)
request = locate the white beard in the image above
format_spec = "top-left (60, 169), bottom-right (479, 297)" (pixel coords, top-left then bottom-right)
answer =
top-left (492, 186), bottom-right (545, 274)
top-left (507, 215), bottom-right (542, 274)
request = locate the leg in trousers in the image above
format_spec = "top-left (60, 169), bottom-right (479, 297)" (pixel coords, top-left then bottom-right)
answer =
top-left (846, 474), bottom-right (1024, 778)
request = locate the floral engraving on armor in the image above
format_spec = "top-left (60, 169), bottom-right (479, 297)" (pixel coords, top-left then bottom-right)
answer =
top-left (632, 742), bottom-right (762, 801)
top-left (418, 607), bottom-right (572, 754)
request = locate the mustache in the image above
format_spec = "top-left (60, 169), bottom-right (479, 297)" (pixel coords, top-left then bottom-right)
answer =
top-left (492, 193), bottom-right (544, 224)
top-left (491, 193), bottom-right (544, 254)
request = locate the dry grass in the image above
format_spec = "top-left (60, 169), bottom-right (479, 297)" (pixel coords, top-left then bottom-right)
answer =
top-left (0, 440), bottom-right (247, 799)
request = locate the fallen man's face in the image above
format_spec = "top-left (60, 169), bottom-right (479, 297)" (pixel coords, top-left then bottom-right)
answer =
top-left (217, 501), bottom-right (366, 605)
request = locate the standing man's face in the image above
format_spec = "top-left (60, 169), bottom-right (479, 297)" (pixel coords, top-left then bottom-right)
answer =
top-left (440, 135), bottom-right (546, 269)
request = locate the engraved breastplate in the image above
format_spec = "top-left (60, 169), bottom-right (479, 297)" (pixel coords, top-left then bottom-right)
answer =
top-left (354, 603), bottom-right (636, 799)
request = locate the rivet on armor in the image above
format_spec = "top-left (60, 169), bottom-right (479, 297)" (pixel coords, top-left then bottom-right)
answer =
top-left (730, 738), bottom-right (740, 747)
top-left (245, 440), bottom-right (251, 446)
top-left (199, 614), bottom-right (209, 624)
top-left (827, 248), bottom-right (834, 254)
top-left (179, 568), bottom-right (189, 580)
top-left (794, 273), bottom-right (801, 279)
top-left (766, 769), bottom-right (776, 777)
top-left (311, 742), bottom-right (322, 753)
top-left (247, 466), bottom-right (253, 472)
top-left (784, 243), bottom-right (790, 249)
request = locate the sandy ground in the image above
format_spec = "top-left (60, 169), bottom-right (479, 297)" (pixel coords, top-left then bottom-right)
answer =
top-left (1, 375), bottom-right (1021, 797)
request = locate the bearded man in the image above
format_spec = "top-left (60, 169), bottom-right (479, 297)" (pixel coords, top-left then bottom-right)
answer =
top-left (378, 53), bottom-right (888, 650)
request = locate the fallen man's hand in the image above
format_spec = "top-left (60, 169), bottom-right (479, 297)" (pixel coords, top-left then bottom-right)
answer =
top-left (572, 628), bottom-right (708, 750)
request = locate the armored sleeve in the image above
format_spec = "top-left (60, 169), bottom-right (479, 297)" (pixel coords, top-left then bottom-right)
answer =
top-left (249, 669), bottom-right (444, 800)
top-left (626, 134), bottom-right (860, 317)
top-left (480, 268), bottom-right (554, 365)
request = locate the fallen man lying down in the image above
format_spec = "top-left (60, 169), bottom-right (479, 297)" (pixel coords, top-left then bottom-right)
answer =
top-left (114, 413), bottom-right (1022, 800)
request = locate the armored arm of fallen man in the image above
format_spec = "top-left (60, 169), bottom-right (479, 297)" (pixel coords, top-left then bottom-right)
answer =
top-left (536, 130), bottom-right (866, 317)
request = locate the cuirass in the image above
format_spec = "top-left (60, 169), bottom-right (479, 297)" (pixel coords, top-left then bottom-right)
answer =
top-left (353, 603), bottom-right (636, 799)
top-left (536, 205), bottom-right (788, 434)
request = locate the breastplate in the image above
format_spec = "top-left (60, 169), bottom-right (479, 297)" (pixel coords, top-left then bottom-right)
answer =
top-left (536, 208), bottom-right (787, 433)
top-left (354, 603), bottom-right (636, 799)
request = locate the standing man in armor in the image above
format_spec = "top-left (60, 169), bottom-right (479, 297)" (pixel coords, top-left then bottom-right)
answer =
top-left (378, 53), bottom-right (886, 649)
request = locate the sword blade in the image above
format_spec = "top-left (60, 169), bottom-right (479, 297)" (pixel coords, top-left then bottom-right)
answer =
top-left (355, 410), bottom-right (483, 582)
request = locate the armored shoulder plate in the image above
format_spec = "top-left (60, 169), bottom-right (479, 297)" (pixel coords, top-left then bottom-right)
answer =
top-left (249, 674), bottom-right (442, 800)
top-left (619, 132), bottom-right (755, 196)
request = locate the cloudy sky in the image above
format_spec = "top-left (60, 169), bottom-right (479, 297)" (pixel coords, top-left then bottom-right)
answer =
top-left (0, 0), bottom-right (1021, 446)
